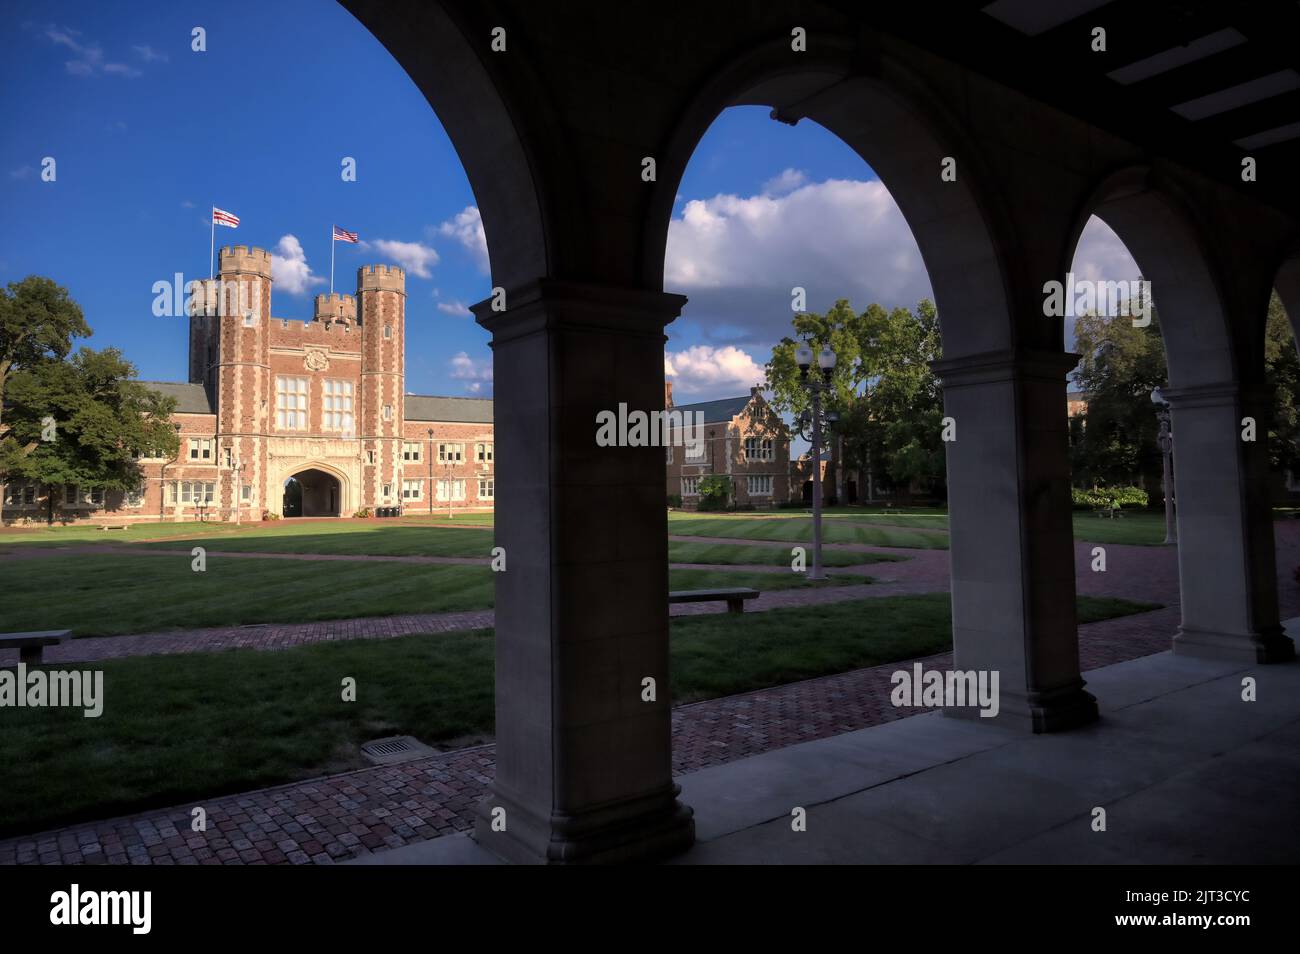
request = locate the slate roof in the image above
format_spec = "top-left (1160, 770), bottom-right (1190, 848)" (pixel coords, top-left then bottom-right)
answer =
top-left (140, 381), bottom-right (214, 414)
top-left (405, 394), bottom-right (494, 423)
top-left (669, 394), bottom-right (753, 424)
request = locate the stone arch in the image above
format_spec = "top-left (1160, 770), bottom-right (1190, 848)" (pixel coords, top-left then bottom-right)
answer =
top-left (277, 461), bottom-right (352, 517)
top-left (1063, 165), bottom-right (1235, 389)
top-left (644, 36), bottom-right (1018, 359)
top-left (341, 0), bottom-right (550, 290)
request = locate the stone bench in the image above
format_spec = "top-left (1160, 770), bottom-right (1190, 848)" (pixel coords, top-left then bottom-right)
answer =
top-left (96, 523), bottom-right (129, 531)
top-left (669, 587), bottom-right (760, 614)
top-left (0, 630), bottom-right (72, 665)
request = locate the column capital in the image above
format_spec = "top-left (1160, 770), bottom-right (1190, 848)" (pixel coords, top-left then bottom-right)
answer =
top-left (473, 279), bottom-right (687, 344)
top-left (1160, 381), bottom-right (1266, 408)
top-left (930, 348), bottom-right (1079, 388)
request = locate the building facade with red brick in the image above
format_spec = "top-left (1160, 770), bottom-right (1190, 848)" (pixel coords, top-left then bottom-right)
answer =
top-left (664, 384), bottom-right (792, 509)
top-left (2, 244), bottom-right (494, 524)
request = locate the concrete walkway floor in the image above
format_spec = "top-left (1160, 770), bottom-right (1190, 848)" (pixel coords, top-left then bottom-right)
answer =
top-left (353, 643), bottom-right (1300, 865)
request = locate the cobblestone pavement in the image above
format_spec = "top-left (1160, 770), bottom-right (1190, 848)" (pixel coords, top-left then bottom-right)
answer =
top-left (3, 521), bottom-right (1298, 864)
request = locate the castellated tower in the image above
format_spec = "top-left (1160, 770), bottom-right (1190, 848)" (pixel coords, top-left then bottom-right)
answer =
top-left (358, 264), bottom-right (405, 509)
top-left (213, 245), bottom-right (274, 519)
top-left (313, 292), bottom-right (357, 326)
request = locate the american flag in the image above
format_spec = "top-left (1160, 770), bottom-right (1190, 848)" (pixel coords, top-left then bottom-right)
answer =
top-left (333, 225), bottom-right (359, 243)
top-left (212, 207), bottom-right (240, 228)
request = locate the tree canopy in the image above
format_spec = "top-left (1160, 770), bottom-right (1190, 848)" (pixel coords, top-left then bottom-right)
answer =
top-left (765, 298), bottom-right (945, 498)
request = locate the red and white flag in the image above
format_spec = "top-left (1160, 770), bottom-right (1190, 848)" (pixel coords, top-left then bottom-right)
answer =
top-left (333, 225), bottom-right (359, 243)
top-left (213, 207), bottom-right (240, 228)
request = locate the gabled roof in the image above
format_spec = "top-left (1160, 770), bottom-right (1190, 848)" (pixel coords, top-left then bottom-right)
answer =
top-left (670, 394), bottom-right (753, 424)
top-left (141, 381), bottom-right (213, 414)
top-left (406, 394), bottom-right (494, 423)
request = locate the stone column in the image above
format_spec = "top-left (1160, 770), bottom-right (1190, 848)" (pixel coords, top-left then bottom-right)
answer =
top-left (471, 280), bottom-right (695, 864)
top-left (932, 349), bottom-right (1098, 733)
top-left (1164, 383), bottom-right (1294, 663)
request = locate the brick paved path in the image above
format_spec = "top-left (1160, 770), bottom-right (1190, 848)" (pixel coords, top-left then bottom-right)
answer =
top-left (3, 521), bottom-right (1298, 864)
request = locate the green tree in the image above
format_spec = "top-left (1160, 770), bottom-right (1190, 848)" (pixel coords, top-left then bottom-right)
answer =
top-left (0, 276), bottom-right (90, 439)
top-left (1070, 300), bottom-right (1167, 490)
top-left (1263, 293), bottom-right (1300, 475)
top-left (1071, 289), bottom-right (1299, 492)
top-left (697, 474), bottom-right (733, 511)
top-left (0, 347), bottom-right (178, 523)
top-left (765, 298), bottom-right (944, 500)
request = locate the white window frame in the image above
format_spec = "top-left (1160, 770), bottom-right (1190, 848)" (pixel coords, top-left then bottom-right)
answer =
top-left (4, 480), bottom-right (37, 507)
top-left (403, 442), bottom-right (422, 462)
top-left (189, 437), bottom-right (213, 461)
top-left (438, 443), bottom-right (464, 464)
top-left (476, 442), bottom-right (493, 463)
top-left (84, 487), bottom-right (105, 507)
top-left (685, 440), bottom-right (707, 464)
top-left (383, 404), bottom-right (393, 422)
top-left (322, 379), bottom-right (355, 433)
top-left (402, 479), bottom-right (422, 500)
top-left (747, 474), bottom-right (773, 496)
top-left (436, 478), bottom-right (466, 502)
top-left (125, 484), bottom-right (145, 508)
top-left (382, 482), bottom-right (393, 499)
top-left (478, 478), bottom-right (494, 499)
top-left (383, 324), bottom-right (392, 339)
top-left (276, 377), bottom-right (309, 431)
top-left (744, 437), bottom-right (775, 462)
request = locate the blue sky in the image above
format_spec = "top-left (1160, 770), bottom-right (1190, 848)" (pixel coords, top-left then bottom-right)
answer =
top-left (1, 0), bottom-right (1138, 402)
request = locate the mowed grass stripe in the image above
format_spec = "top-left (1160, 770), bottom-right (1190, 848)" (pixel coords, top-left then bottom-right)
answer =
top-left (0, 555), bottom-right (860, 636)
top-left (0, 593), bottom-right (1159, 836)
top-left (668, 516), bottom-right (948, 549)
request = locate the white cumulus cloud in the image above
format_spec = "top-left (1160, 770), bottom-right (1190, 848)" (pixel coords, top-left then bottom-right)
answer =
top-left (449, 351), bottom-right (493, 395)
top-left (663, 178), bottom-right (931, 347)
top-left (435, 206), bottom-right (490, 274)
top-left (664, 344), bottom-right (764, 399)
top-left (363, 239), bottom-right (439, 279)
top-left (271, 235), bottom-right (326, 295)
top-left (761, 168), bottom-right (807, 196)
top-left (436, 300), bottom-right (473, 317)
top-left (1070, 215), bottom-right (1141, 285)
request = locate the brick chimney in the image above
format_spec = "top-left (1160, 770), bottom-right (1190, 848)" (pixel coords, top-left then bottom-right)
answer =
top-left (665, 381), bottom-right (674, 408)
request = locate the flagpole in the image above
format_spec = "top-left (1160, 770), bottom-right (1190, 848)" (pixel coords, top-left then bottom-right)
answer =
top-left (210, 207), bottom-right (215, 281)
top-left (330, 226), bottom-right (335, 295)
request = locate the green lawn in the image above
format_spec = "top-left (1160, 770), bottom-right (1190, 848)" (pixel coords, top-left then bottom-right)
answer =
top-left (667, 541), bottom-right (901, 567)
top-left (669, 515), bottom-right (949, 549)
top-left (1071, 510), bottom-right (1171, 546)
top-left (141, 524), bottom-right (495, 557)
top-left (0, 592), bottom-right (1158, 836)
top-left (0, 555), bottom-right (857, 636)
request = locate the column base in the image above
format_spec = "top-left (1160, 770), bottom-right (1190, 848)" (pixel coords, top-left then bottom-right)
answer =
top-left (944, 680), bottom-right (1098, 734)
top-left (472, 782), bottom-right (695, 865)
top-left (1173, 626), bottom-right (1296, 664)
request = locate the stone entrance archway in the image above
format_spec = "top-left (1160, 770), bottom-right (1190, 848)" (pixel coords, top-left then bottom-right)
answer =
top-left (283, 468), bottom-right (341, 517)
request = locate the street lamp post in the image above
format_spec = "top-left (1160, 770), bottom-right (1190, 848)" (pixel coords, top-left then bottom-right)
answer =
top-left (794, 342), bottom-right (837, 581)
top-left (1151, 388), bottom-right (1176, 546)
top-left (427, 428), bottom-right (434, 515)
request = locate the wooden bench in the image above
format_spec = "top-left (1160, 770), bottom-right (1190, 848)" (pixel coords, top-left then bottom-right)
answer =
top-left (669, 587), bottom-right (760, 614)
top-left (0, 630), bottom-right (72, 665)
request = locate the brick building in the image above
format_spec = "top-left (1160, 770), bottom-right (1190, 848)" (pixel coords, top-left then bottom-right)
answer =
top-left (2, 244), bottom-right (494, 524)
top-left (664, 383), bottom-right (792, 509)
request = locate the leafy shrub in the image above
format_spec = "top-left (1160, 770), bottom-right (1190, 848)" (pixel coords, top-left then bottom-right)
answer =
top-left (353, 507), bottom-right (373, 518)
top-left (261, 510), bottom-right (281, 521)
top-left (1072, 486), bottom-right (1148, 510)
top-left (666, 494), bottom-right (682, 509)
top-left (777, 498), bottom-right (803, 509)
